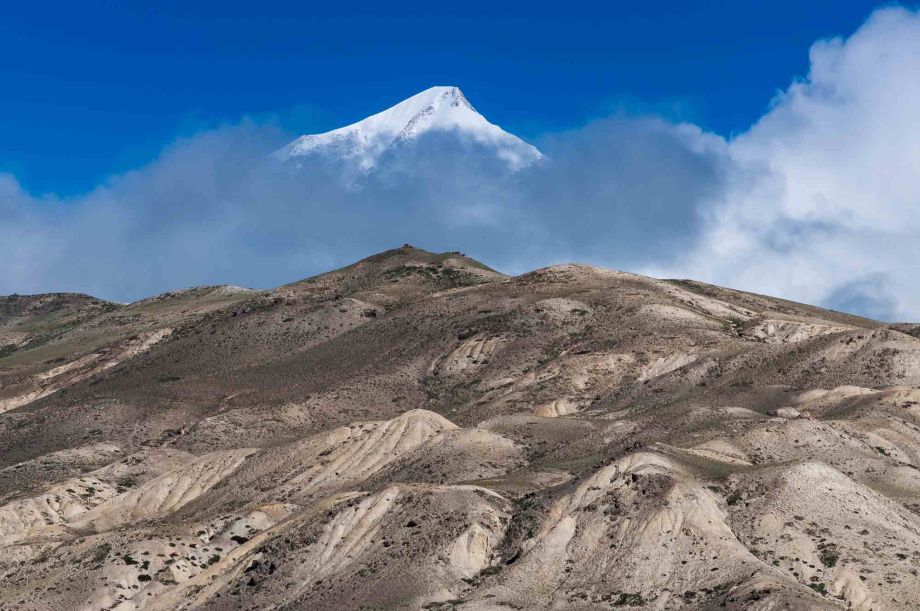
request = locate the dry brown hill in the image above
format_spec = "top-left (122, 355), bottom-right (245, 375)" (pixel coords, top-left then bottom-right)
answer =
top-left (1, 246), bottom-right (919, 610)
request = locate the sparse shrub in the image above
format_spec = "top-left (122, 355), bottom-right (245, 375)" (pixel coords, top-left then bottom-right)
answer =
top-left (808, 582), bottom-right (827, 595)
top-left (477, 565), bottom-right (503, 579)
top-left (613, 592), bottom-right (645, 606)
top-left (819, 547), bottom-right (839, 568)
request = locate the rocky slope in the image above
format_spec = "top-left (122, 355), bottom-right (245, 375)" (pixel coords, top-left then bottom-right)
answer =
top-left (1, 246), bottom-right (919, 610)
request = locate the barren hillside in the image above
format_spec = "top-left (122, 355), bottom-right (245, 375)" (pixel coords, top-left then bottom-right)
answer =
top-left (2, 246), bottom-right (919, 610)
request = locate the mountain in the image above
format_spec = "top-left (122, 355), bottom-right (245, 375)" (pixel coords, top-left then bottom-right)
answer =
top-left (3, 246), bottom-right (920, 609)
top-left (274, 86), bottom-right (543, 171)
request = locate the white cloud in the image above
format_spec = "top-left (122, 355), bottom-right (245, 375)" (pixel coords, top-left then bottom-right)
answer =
top-left (659, 6), bottom-right (920, 320)
top-left (0, 117), bottom-right (721, 302)
top-left (3, 7), bottom-right (920, 322)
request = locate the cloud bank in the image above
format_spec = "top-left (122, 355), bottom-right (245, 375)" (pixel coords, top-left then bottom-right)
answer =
top-left (0, 116), bottom-right (723, 303)
top-left (659, 6), bottom-right (920, 321)
top-left (2, 6), bottom-right (919, 321)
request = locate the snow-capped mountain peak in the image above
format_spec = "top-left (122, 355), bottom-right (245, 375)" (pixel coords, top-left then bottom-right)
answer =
top-left (274, 86), bottom-right (542, 171)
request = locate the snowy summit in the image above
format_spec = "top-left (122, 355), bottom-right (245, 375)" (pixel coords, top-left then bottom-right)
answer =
top-left (274, 86), bottom-right (542, 171)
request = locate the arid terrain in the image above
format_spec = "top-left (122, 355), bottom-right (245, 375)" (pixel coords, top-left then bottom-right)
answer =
top-left (2, 246), bottom-right (920, 610)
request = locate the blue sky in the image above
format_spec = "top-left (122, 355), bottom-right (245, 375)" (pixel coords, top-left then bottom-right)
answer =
top-left (1, 0), bottom-right (886, 196)
top-left (3, 2), bottom-right (920, 321)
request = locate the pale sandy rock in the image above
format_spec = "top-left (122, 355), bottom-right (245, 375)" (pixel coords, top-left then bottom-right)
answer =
top-left (744, 319), bottom-right (851, 344)
top-left (639, 352), bottom-right (697, 381)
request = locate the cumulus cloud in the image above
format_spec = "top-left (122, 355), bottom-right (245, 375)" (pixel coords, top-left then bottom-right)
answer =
top-left (657, 6), bottom-right (920, 321)
top-left (2, 6), bottom-right (919, 322)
